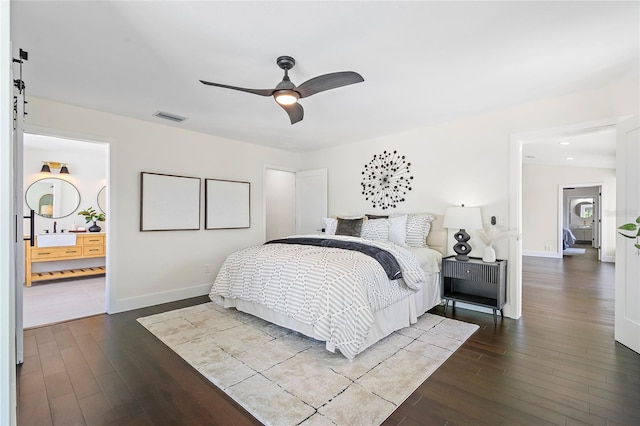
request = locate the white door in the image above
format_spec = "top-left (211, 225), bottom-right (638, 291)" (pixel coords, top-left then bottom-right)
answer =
top-left (295, 168), bottom-right (327, 234)
top-left (615, 116), bottom-right (640, 354)
top-left (14, 94), bottom-right (25, 364)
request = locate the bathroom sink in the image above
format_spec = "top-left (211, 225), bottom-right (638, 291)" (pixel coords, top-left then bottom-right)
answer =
top-left (37, 233), bottom-right (77, 248)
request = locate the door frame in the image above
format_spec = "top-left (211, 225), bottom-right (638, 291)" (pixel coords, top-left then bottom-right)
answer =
top-left (509, 116), bottom-right (624, 320)
top-left (615, 115), bottom-right (640, 354)
top-left (558, 184), bottom-right (604, 259)
top-left (23, 125), bottom-right (112, 315)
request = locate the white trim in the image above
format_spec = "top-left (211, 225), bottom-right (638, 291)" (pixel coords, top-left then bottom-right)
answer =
top-left (1, 2), bottom-right (17, 421)
top-left (557, 183), bottom-right (605, 260)
top-left (507, 135), bottom-right (523, 319)
top-left (523, 251), bottom-right (562, 259)
top-left (601, 255), bottom-right (615, 263)
top-left (110, 282), bottom-right (211, 314)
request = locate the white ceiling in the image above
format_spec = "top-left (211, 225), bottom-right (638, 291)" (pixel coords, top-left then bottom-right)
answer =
top-left (522, 127), bottom-right (616, 169)
top-left (10, 1), bottom-right (639, 153)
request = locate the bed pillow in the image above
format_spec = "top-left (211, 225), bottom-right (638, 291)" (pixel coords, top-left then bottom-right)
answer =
top-left (388, 215), bottom-right (408, 246)
top-left (366, 214), bottom-right (389, 219)
top-left (360, 218), bottom-right (390, 241)
top-left (323, 218), bottom-right (338, 235)
top-left (405, 214), bottom-right (435, 248)
top-left (335, 217), bottom-right (364, 237)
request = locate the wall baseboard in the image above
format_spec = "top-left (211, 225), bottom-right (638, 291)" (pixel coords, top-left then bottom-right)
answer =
top-left (601, 255), bottom-right (615, 263)
top-left (109, 282), bottom-right (211, 314)
top-left (523, 251), bottom-right (562, 259)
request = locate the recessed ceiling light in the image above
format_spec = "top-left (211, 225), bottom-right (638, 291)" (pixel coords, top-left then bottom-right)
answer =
top-left (559, 141), bottom-right (570, 146)
top-left (566, 157), bottom-right (574, 160)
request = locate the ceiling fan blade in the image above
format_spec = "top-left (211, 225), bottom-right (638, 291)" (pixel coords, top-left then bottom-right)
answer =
top-left (279, 102), bottom-right (304, 125)
top-left (199, 80), bottom-right (274, 97)
top-left (296, 71), bottom-right (364, 99)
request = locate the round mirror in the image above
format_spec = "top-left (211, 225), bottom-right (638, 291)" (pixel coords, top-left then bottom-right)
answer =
top-left (97, 186), bottom-right (106, 213)
top-left (574, 201), bottom-right (594, 219)
top-left (25, 178), bottom-right (80, 219)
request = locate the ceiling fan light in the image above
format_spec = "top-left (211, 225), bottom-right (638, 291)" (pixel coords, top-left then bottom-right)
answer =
top-left (274, 90), bottom-right (299, 106)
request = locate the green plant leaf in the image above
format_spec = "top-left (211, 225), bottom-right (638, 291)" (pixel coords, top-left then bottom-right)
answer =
top-left (618, 223), bottom-right (637, 231)
top-left (618, 232), bottom-right (636, 239)
top-left (636, 216), bottom-right (640, 224)
top-left (635, 244), bottom-right (640, 250)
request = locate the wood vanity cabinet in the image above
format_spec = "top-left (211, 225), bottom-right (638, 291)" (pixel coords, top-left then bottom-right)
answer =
top-left (25, 233), bottom-right (106, 286)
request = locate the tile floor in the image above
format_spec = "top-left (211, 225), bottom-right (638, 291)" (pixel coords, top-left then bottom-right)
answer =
top-left (22, 276), bottom-right (106, 328)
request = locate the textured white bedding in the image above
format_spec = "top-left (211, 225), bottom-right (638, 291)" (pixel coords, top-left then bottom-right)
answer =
top-left (209, 235), bottom-right (442, 359)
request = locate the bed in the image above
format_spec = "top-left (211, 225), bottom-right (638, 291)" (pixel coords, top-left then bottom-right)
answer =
top-left (563, 227), bottom-right (577, 250)
top-left (209, 214), bottom-right (447, 360)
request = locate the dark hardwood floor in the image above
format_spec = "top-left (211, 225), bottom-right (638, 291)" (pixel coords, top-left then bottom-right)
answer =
top-left (18, 246), bottom-right (640, 425)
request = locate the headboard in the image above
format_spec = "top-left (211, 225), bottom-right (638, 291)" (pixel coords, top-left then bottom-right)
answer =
top-left (426, 214), bottom-right (447, 256)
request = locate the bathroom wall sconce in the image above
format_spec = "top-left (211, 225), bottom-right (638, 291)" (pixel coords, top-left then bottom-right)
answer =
top-left (40, 161), bottom-right (70, 175)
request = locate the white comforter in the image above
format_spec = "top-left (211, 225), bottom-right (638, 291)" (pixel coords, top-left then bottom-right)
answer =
top-left (209, 235), bottom-right (430, 360)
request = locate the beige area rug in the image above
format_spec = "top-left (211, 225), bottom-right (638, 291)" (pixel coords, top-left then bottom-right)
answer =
top-left (138, 302), bottom-right (479, 426)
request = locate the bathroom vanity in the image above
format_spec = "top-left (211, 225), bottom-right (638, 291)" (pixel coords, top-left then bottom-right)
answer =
top-left (24, 233), bottom-right (106, 286)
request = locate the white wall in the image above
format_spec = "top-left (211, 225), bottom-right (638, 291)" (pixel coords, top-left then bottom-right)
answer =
top-left (25, 97), bottom-right (299, 313)
top-left (300, 75), bottom-right (639, 318)
top-left (523, 164), bottom-right (615, 260)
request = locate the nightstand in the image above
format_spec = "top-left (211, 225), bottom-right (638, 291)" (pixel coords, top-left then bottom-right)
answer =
top-left (441, 256), bottom-right (507, 325)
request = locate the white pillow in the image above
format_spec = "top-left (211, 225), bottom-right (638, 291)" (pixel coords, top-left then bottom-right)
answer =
top-left (360, 218), bottom-right (390, 241)
top-left (323, 217), bottom-right (337, 235)
top-left (405, 214), bottom-right (435, 248)
top-left (388, 215), bottom-right (408, 246)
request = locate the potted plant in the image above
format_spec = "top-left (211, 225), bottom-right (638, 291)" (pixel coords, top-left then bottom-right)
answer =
top-left (618, 215), bottom-right (640, 254)
top-left (78, 207), bottom-right (106, 232)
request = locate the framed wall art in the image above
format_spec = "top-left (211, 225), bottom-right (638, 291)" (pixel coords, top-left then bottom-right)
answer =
top-left (140, 172), bottom-right (201, 231)
top-left (205, 179), bottom-right (250, 230)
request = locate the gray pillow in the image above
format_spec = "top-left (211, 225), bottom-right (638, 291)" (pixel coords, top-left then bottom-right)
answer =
top-left (335, 217), bottom-right (364, 237)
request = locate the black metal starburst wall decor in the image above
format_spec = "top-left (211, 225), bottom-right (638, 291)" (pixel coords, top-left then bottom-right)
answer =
top-left (361, 150), bottom-right (413, 210)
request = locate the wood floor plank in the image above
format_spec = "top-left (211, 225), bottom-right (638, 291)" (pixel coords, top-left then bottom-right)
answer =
top-left (17, 244), bottom-right (640, 425)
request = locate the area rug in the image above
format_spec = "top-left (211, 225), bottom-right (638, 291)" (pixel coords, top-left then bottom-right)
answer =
top-left (137, 302), bottom-right (479, 426)
top-left (563, 247), bottom-right (586, 255)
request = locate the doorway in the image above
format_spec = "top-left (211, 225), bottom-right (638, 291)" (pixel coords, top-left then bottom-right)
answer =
top-left (263, 166), bottom-right (328, 241)
top-left (510, 118), bottom-right (618, 320)
top-left (562, 185), bottom-right (602, 260)
top-left (264, 167), bottom-right (296, 241)
top-left (22, 133), bottom-right (108, 327)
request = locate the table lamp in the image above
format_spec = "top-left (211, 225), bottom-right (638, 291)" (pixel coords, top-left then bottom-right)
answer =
top-left (443, 204), bottom-right (482, 261)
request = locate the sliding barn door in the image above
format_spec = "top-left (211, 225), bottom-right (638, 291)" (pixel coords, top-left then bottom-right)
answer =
top-left (615, 116), bottom-right (640, 354)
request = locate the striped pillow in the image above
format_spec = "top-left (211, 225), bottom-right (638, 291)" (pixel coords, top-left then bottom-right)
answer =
top-left (360, 219), bottom-right (390, 241)
top-left (405, 214), bottom-right (435, 248)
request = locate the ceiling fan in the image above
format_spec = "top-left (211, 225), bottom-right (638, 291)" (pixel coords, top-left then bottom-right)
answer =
top-left (200, 56), bottom-right (364, 125)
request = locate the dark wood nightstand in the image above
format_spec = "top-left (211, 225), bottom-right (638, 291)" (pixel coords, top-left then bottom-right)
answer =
top-left (441, 256), bottom-right (507, 325)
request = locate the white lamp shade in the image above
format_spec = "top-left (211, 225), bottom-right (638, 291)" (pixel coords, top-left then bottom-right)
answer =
top-left (443, 206), bottom-right (482, 230)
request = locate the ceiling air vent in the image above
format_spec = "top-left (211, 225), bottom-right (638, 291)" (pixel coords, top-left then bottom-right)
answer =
top-left (153, 111), bottom-right (187, 123)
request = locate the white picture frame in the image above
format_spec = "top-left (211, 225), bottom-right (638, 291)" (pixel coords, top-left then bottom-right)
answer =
top-left (205, 179), bottom-right (250, 230)
top-left (140, 172), bottom-right (201, 231)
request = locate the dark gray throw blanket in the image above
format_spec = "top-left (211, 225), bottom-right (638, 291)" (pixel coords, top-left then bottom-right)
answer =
top-left (265, 237), bottom-right (402, 280)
